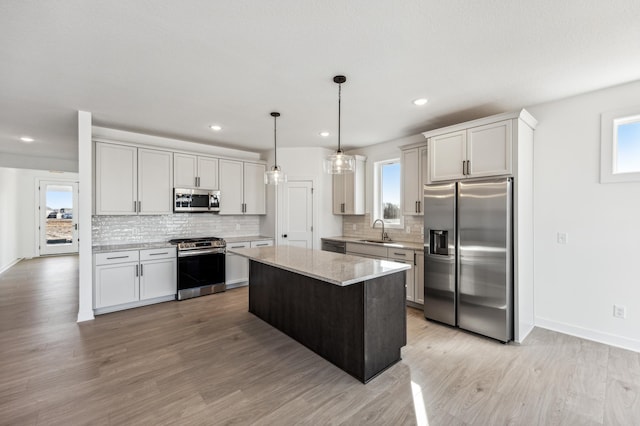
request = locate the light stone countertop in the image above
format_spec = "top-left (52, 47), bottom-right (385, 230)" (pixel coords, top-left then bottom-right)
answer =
top-left (321, 236), bottom-right (424, 251)
top-left (224, 235), bottom-right (274, 244)
top-left (229, 246), bottom-right (410, 286)
top-left (92, 242), bottom-right (175, 254)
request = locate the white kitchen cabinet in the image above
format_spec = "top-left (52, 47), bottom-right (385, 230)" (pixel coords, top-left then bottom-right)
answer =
top-left (95, 142), bottom-right (173, 215)
top-left (401, 145), bottom-right (428, 215)
top-left (428, 120), bottom-right (512, 182)
top-left (174, 153), bottom-right (219, 189)
top-left (226, 239), bottom-right (273, 288)
top-left (345, 242), bottom-right (423, 306)
top-left (219, 159), bottom-right (266, 215)
top-left (94, 247), bottom-right (176, 314)
top-left (332, 155), bottom-right (366, 215)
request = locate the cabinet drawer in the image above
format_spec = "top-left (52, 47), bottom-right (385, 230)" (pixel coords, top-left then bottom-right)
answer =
top-left (346, 243), bottom-right (387, 258)
top-left (95, 250), bottom-right (139, 265)
top-left (140, 247), bottom-right (176, 261)
top-left (227, 242), bottom-right (251, 250)
top-left (388, 248), bottom-right (414, 261)
top-left (250, 240), bottom-right (273, 248)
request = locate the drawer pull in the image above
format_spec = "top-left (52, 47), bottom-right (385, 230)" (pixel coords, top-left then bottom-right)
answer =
top-left (230, 245), bottom-right (246, 249)
top-left (106, 255), bottom-right (130, 260)
top-left (149, 252), bottom-right (169, 256)
top-left (393, 252), bottom-right (406, 256)
top-left (255, 243), bottom-right (269, 246)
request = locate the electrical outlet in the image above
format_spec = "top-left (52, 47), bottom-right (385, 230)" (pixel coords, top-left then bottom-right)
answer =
top-left (406, 226), bottom-right (411, 234)
top-left (613, 304), bottom-right (627, 319)
top-left (235, 223), bottom-right (241, 231)
top-left (557, 232), bottom-right (568, 244)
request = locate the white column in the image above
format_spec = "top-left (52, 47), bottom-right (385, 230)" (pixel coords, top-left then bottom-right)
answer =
top-left (77, 111), bottom-right (94, 322)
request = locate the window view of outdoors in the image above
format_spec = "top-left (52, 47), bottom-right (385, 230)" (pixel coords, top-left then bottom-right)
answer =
top-left (616, 119), bottom-right (640, 174)
top-left (381, 162), bottom-right (400, 224)
top-left (46, 186), bottom-right (73, 245)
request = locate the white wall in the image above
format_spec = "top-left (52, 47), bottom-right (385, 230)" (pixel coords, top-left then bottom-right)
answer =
top-left (273, 147), bottom-right (342, 249)
top-left (0, 168), bottom-right (20, 273)
top-left (528, 80), bottom-right (640, 352)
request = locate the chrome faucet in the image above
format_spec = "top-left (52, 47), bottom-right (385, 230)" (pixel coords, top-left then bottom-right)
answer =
top-left (372, 219), bottom-right (389, 241)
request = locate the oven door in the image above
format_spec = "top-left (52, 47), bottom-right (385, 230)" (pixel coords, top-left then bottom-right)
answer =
top-left (177, 248), bottom-right (226, 295)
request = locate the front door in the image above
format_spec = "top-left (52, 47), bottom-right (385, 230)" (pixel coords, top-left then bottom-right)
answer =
top-left (280, 180), bottom-right (313, 248)
top-left (39, 181), bottom-right (79, 255)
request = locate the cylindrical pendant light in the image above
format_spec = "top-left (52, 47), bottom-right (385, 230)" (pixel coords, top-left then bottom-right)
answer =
top-left (264, 112), bottom-right (287, 185)
top-left (324, 75), bottom-right (355, 174)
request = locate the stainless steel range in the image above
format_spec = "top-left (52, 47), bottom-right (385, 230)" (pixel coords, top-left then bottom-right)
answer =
top-left (169, 236), bottom-right (226, 300)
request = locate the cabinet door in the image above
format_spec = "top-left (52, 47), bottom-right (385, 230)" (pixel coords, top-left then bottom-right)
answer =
top-left (467, 120), bottom-right (512, 178)
top-left (429, 130), bottom-right (466, 182)
top-left (95, 143), bottom-right (137, 215)
top-left (139, 259), bottom-right (176, 300)
top-left (415, 251), bottom-right (424, 304)
top-left (197, 156), bottom-right (219, 190)
top-left (174, 153), bottom-right (198, 188)
top-left (342, 172), bottom-right (356, 214)
top-left (226, 242), bottom-right (250, 285)
top-left (219, 159), bottom-right (244, 214)
top-left (402, 148), bottom-right (420, 215)
top-left (243, 162), bottom-right (266, 215)
top-left (333, 174), bottom-right (345, 214)
top-left (94, 263), bottom-right (139, 308)
top-left (138, 148), bottom-right (173, 215)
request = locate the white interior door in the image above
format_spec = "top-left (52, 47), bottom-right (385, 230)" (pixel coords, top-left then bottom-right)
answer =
top-left (39, 181), bottom-right (79, 255)
top-left (280, 180), bottom-right (313, 248)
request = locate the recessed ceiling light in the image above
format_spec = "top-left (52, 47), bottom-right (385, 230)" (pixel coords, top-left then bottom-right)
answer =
top-left (209, 125), bottom-right (222, 131)
top-left (319, 131), bottom-right (330, 137)
top-left (20, 136), bottom-right (35, 143)
top-left (413, 98), bottom-right (428, 106)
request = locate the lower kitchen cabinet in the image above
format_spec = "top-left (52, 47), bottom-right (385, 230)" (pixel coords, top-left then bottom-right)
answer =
top-left (346, 242), bottom-right (424, 306)
top-left (225, 239), bottom-right (274, 289)
top-left (94, 247), bottom-right (176, 314)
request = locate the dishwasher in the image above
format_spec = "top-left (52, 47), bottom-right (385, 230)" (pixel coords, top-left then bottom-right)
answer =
top-left (321, 239), bottom-right (346, 254)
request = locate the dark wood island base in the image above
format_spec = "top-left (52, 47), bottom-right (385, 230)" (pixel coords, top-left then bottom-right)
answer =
top-left (248, 260), bottom-right (407, 383)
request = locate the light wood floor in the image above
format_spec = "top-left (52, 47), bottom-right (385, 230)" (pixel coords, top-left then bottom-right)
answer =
top-left (1, 256), bottom-right (639, 425)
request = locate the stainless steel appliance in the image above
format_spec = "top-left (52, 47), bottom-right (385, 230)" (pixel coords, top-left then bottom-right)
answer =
top-left (321, 239), bottom-right (346, 254)
top-left (169, 236), bottom-right (226, 300)
top-left (423, 178), bottom-right (513, 342)
top-left (174, 188), bottom-right (220, 213)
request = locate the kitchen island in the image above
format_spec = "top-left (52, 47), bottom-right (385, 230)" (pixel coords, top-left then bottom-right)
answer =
top-left (229, 245), bottom-right (410, 383)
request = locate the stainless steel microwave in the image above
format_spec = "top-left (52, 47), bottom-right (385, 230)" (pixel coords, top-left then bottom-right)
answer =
top-left (174, 188), bottom-right (220, 212)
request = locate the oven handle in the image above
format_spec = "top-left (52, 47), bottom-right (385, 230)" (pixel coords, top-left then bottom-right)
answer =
top-left (178, 248), bottom-right (226, 257)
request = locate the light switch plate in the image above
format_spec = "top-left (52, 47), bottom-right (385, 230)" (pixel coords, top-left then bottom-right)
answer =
top-left (557, 232), bottom-right (568, 244)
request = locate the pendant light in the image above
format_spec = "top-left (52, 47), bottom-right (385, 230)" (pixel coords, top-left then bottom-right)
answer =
top-left (324, 75), bottom-right (355, 174)
top-left (264, 111), bottom-right (287, 185)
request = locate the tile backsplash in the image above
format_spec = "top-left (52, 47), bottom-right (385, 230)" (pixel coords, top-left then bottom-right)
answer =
top-left (92, 214), bottom-right (260, 245)
top-left (342, 213), bottom-right (424, 243)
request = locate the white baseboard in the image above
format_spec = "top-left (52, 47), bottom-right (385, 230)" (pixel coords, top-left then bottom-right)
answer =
top-left (77, 309), bottom-right (95, 322)
top-left (0, 258), bottom-right (22, 275)
top-left (535, 316), bottom-right (640, 353)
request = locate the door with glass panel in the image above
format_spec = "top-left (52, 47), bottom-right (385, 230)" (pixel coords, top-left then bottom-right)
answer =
top-left (39, 181), bottom-right (79, 255)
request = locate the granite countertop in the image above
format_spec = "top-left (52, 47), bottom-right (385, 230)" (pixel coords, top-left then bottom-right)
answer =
top-left (321, 236), bottom-right (423, 251)
top-left (92, 242), bottom-right (175, 254)
top-left (224, 235), bottom-right (274, 243)
top-left (229, 246), bottom-right (410, 286)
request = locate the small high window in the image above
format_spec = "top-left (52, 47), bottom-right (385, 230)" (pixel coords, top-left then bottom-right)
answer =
top-left (601, 107), bottom-right (640, 183)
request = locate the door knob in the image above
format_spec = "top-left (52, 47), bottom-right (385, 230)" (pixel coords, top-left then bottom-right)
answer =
top-left (282, 234), bottom-right (288, 238)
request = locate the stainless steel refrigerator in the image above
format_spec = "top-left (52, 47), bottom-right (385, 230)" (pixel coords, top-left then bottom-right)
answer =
top-left (423, 178), bottom-right (513, 342)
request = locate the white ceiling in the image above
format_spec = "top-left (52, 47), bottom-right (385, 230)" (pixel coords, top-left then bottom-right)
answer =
top-left (2, 1), bottom-right (640, 165)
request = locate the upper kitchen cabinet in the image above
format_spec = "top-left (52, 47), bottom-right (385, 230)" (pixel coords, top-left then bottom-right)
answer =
top-left (174, 153), bottom-right (219, 189)
top-left (218, 159), bottom-right (266, 215)
top-left (401, 145), bottom-right (428, 215)
top-left (95, 142), bottom-right (173, 215)
top-left (426, 118), bottom-right (515, 182)
top-left (332, 155), bottom-right (366, 215)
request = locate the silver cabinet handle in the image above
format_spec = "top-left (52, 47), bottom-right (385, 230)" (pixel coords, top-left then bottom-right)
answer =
top-left (138, 201), bottom-right (141, 212)
top-left (467, 160), bottom-right (471, 175)
top-left (230, 245), bottom-right (245, 249)
top-left (393, 252), bottom-right (406, 256)
top-left (140, 264), bottom-right (143, 276)
top-left (462, 160), bottom-right (466, 175)
top-left (255, 243), bottom-right (269, 246)
top-left (135, 264), bottom-right (139, 277)
top-left (134, 201), bottom-right (137, 212)
top-left (148, 252), bottom-right (169, 256)
top-left (107, 255), bottom-right (129, 260)
top-left (418, 200), bottom-right (421, 213)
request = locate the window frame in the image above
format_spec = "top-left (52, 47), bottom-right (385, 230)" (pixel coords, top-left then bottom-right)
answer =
top-left (601, 106), bottom-right (640, 183)
top-left (373, 158), bottom-right (403, 229)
